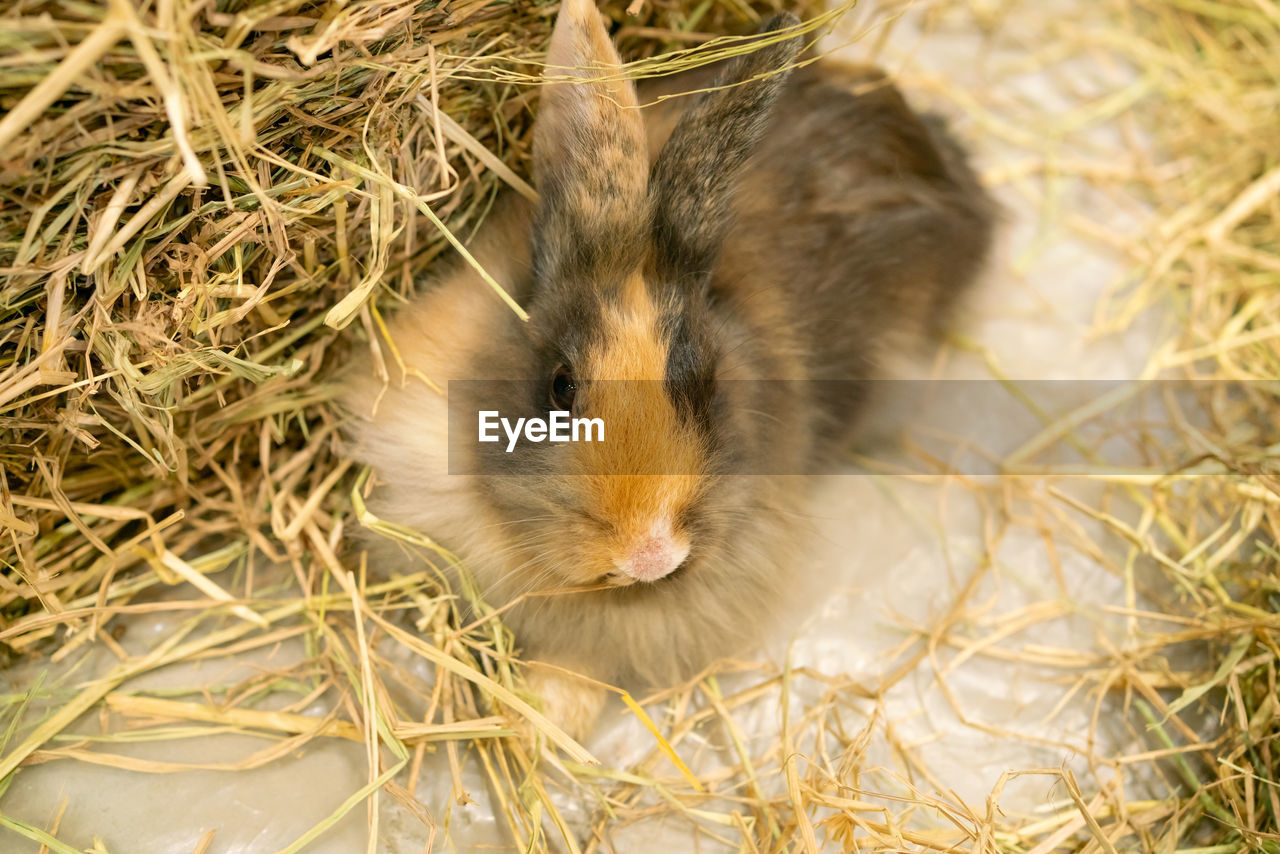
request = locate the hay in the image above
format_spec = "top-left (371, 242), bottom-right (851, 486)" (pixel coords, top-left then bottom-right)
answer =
top-left (0, 0), bottom-right (1277, 851)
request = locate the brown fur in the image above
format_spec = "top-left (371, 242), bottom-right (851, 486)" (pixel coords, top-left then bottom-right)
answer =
top-left (344, 7), bottom-right (994, 736)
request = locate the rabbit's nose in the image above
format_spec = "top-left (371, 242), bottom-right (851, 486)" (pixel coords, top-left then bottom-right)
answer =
top-left (615, 524), bottom-right (690, 583)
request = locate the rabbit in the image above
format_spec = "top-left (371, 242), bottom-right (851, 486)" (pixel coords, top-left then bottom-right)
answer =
top-left (343, 0), bottom-right (994, 739)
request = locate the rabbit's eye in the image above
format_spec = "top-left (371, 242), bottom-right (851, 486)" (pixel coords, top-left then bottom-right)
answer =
top-left (550, 365), bottom-right (577, 411)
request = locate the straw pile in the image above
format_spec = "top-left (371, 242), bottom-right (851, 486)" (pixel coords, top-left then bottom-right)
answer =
top-left (0, 0), bottom-right (1276, 850)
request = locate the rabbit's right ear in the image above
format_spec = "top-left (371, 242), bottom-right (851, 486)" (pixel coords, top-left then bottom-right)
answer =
top-left (532, 0), bottom-right (649, 286)
top-left (649, 15), bottom-right (803, 280)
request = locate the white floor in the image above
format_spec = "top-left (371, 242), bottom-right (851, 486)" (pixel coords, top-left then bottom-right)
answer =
top-left (2, 2), bottom-right (1178, 851)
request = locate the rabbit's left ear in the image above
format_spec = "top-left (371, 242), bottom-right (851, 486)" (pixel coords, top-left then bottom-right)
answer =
top-left (532, 0), bottom-right (649, 285)
top-left (649, 15), bottom-right (803, 280)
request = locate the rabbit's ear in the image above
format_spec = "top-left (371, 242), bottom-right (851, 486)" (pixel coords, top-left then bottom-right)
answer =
top-left (532, 0), bottom-right (648, 284)
top-left (649, 15), bottom-right (802, 279)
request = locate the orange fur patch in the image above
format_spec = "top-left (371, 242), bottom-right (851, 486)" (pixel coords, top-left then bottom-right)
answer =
top-left (578, 275), bottom-right (704, 571)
